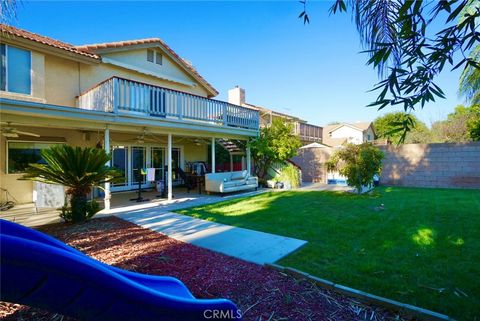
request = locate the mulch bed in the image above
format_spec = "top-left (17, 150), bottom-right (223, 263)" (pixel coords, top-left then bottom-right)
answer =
top-left (1, 217), bottom-right (409, 321)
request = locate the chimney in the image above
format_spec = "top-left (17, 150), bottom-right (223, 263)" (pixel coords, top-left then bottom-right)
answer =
top-left (228, 86), bottom-right (245, 106)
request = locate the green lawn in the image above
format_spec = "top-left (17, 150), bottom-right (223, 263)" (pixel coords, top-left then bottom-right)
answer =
top-left (177, 187), bottom-right (480, 321)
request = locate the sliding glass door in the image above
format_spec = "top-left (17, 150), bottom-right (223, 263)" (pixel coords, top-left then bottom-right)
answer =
top-left (110, 145), bottom-right (183, 191)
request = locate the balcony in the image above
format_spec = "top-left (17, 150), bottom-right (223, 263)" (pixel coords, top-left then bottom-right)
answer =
top-left (294, 122), bottom-right (323, 142)
top-left (78, 77), bottom-right (260, 131)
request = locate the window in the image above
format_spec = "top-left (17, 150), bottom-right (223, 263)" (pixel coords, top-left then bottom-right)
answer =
top-left (147, 49), bottom-right (154, 63)
top-left (146, 49), bottom-right (162, 65)
top-left (0, 44), bottom-right (32, 94)
top-left (155, 51), bottom-right (162, 65)
top-left (7, 142), bottom-right (60, 174)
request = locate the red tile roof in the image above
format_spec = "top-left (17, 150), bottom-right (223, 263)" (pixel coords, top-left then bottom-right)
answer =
top-left (76, 38), bottom-right (218, 96)
top-left (0, 24), bottom-right (99, 59)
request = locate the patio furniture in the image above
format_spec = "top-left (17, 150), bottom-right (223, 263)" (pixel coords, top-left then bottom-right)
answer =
top-left (0, 219), bottom-right (241, 321)
top-left (205, 170), bottom-right (258, 194)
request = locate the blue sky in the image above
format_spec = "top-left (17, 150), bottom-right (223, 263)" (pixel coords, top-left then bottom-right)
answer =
top-left (13, 1), bottom-right (465, 126)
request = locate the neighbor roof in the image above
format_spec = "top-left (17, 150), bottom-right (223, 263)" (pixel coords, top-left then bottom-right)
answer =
top-left (0, 24), bottom-right (99, 60)
top-left (76, 38), bottom-right (218, 97)
top-left (324, 122), bottom-right (373, 134)
top-left (321, 137), bottom-right (348, 147)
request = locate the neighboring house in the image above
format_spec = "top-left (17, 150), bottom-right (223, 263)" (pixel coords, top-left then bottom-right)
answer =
top-left (0, 24), bottom-right (259, 207)
top-left (322, 122), bottom-right (375, 147)
top-left (227, 86), bottom-right (323, 144)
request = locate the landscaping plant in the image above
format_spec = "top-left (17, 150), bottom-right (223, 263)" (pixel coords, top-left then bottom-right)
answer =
top-left (278, 163), bottom-right (301, 189)
top-left (248, 118), bottom-right (301, 182)
top-left (326, 143), bottom-right (384, 194)
top-left (20, 145), bottom-right (121, 223)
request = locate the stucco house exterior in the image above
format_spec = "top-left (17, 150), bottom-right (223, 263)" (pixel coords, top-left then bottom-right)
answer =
top-left (227, 86), bottom-right (323, 144)
top-left (0, 24), bottom-right (259, 208)
top-left (322, 122), bottom-right (375, 147)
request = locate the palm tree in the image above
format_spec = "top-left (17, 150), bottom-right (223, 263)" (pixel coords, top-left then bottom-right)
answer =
top-left (459, 44), bottom-right (480, 105)
top-left (20, 145), bottom-right (121, 223)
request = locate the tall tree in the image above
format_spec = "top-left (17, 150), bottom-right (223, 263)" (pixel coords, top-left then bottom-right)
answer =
top-left (373, 112), bottom-right (429, 144)
top-left (300, 0), bottom-right (480, 139)
top-left (430, 104), bottom-right (480, 142)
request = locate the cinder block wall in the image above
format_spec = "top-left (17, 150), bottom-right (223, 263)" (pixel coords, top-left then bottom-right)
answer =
top-left (379, 142), bottom-right (480, 189)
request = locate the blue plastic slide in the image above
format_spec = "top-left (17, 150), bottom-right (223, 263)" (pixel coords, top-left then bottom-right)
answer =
top-left (0, 219), bottom-right (241, 321)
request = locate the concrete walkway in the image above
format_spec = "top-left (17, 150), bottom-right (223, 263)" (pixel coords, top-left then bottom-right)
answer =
top-left (100, 207), bottom-right (307, 265)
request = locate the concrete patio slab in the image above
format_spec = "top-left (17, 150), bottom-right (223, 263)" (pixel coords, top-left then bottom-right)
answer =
top-left (107, 210), bottom-right (307, 265)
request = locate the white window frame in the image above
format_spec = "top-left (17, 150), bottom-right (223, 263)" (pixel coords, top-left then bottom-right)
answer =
top-left (1, 44), bottom-right (33, 96)
top-left (5, 140), bottom-right (64, 174)
top-left (146, 49), bottom-right (162, 66)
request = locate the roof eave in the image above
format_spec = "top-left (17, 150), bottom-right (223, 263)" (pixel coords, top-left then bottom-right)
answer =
top-left (2, 35), bottom-right (100, 64)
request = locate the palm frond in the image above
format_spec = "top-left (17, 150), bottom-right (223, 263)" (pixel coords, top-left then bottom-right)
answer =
top-left (459, 44), bottom-right (480, 104)
top-left (351, 0), bottom-right (403, 76)
top-left (20, 145), bottom-right (122, 194)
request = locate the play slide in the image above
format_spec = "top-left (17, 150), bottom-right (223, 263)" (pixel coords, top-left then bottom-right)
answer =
top-left (0, 219), bottom-right (241, 321)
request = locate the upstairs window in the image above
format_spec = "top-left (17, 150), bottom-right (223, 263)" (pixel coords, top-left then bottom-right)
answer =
top-left (0, 44), bottom-right (32, 95)
top-left (147, 49), bottom-right (162, 65)
top-left (147, 49), bottom-right (154, 62)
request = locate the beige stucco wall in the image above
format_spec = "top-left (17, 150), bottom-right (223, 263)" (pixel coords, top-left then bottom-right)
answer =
top-left (44, 54), bottom-right (81, 107)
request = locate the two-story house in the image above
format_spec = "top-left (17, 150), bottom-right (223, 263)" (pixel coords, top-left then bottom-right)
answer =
top-left (0, 24), bottom-right (259, 208)
top-left (322, 122), bottom-right (375, 147)
top-left (227, 86), bottom-right (323, 144)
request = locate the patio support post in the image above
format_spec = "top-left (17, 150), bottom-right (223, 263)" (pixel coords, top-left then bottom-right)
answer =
top-left (230, 154), bottom-right (233, 172)
top-left (167, 133), bottom-right (173, 201)
top-left (246, 145), bottom-right (252, 175)
top-left (211, 137), bottom-right (216, 173)
top-left (104, 126), bottom-right (111, 210)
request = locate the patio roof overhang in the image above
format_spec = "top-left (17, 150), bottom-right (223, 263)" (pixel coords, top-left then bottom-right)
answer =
top-left (0, 98), bottom-right (258, 140)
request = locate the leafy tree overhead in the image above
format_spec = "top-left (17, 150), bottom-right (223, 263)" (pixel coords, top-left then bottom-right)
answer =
top-left (20, 145), bottom-right (121, 223)
top-left (326, 143), bottom-right (384, 194)
top-left (248, 118), bottom-right (302, 181)
top-left (300, 0), bottom-right (480, 139)
top-left (373, 112), bottom-right (429, 144)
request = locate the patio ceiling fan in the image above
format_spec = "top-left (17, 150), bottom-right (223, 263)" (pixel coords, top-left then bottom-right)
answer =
top-left (130, 128), bottom-right (165, 144)
top-left (1, 122), bottom-right (40, 138)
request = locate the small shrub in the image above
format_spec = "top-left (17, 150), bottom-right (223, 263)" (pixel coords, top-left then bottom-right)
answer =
top-left (59, 200), bottom-right (100, 223)
top-left (327, 143), bottom-right (384, 194)
top-left (279, 164), bottom-right (301, 189)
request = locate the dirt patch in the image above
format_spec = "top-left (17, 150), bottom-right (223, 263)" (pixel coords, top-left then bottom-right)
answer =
top-left (1, 217), bottom-right (408, 321)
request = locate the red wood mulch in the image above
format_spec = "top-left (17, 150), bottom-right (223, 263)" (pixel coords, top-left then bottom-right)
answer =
top-left (1, 217), bottom-right (408, 321)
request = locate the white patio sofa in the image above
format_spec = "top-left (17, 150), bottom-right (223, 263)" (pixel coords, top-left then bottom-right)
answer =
top-left (205, 170), bottom-right (258, 194)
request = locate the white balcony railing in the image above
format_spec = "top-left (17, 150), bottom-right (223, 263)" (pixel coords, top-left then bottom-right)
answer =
top-left (78, 77), bottom-right (260, 131)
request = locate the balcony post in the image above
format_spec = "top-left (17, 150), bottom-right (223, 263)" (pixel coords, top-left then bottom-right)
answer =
top-left (211, 137), bottom-right (216, 173)
top-left (104, 126), bottom-right (111, 210)
top-left (177, 94), bottom-right (183, 120)
top-left (223, 104), bottom-right (228, 126)
top-left (230, 154), bottom-right (233, 172)
top-left (112, 78), bottom-right (118, 113)
top-left (246, 145), bottom-right (252, 175)
top-left (167, 133), bottom-right (173, 201)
